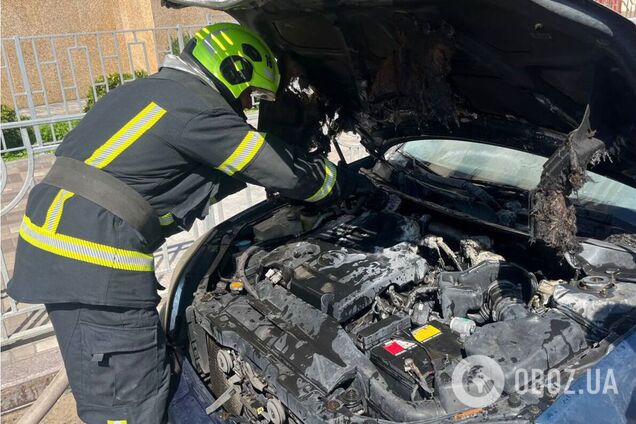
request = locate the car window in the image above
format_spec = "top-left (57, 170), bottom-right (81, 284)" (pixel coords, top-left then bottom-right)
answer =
top-left (397, 138), bottom-right (636, 213)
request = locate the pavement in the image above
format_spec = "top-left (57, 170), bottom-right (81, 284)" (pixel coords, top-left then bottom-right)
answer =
top-left (2, 392), bottom-right (81, 423)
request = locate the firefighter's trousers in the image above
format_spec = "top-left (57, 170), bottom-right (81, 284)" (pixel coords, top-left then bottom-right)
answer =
top-left (46, 303), bottom-right (171, 424)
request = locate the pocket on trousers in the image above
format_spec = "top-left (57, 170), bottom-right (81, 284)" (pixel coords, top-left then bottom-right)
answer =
top-left (81, 320), bottom-right (158, 406)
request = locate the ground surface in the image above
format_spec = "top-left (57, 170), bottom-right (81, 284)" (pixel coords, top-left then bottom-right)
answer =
top-left (2, 392), bottom-right (81, 423)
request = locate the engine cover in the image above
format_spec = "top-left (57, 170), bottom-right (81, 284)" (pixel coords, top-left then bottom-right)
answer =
top-left (261, 240), bottom-right (428, 322)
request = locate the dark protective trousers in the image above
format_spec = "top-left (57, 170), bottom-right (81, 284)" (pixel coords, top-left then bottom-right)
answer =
top-left (46, 303), bottom-right (170, 424)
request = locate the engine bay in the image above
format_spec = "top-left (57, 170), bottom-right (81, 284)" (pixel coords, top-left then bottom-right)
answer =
top-left (184, 185), bottom-right (636, 423)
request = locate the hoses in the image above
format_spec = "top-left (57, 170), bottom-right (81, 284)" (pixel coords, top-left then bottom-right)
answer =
top-left (405, 285), bottom-right (439, 310)
top-left (438, 261), bottom-right (537, 321)
top-left (486, 279), bottom-right (533, 321)
top-left (235, 245), bottom-right (262, 299)
top-left (360, 366), bottom-right (446, 421)
top-left (421, 236), bottom-right (463, 271)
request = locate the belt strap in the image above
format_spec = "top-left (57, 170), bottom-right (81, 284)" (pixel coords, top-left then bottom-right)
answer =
top-left (43, 156), bottom-right (163, 249)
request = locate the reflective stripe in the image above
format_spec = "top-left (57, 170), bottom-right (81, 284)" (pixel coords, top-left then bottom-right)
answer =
top-left (203, 39), bottom-right (216, 55)
top-left (305, 160), bottom-right (338, 203)
top-left (210, 34), bottom-right (226, 51)
top-left (85, 102), bottom-right (166, 169)
top-left (107, 421), bottom-right (127, 424)
top-left (220, 31), bottom-right (234, 45)
top-left (19, 216), bottom-right (154, 272)
top-left (216, 131), bottom-right (265, 176)
top-left (159, 212), bottom-right (175, 226)
top-left (200, 29), bottom-right (234, 52)
top-left (44, 189), bottom-right (74, 232)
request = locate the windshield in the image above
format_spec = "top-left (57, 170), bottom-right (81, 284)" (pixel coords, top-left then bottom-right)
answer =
top-left (397, 138), bottom-right (636, 213)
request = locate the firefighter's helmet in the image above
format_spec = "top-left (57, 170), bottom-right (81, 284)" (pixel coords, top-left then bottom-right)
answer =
top-left (187, 23), bottom-right (280, 101)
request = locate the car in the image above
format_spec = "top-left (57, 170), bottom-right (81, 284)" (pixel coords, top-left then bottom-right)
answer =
top-left (161, 0), bottom-right (636, 423)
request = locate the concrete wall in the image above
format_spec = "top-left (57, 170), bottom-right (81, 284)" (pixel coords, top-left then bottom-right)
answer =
top-left (1, 0), bottom-right (121, 37)
top-left (0, 0), bottom-right (231, 109)
top-left (0, 0), bottom-right (222, 38)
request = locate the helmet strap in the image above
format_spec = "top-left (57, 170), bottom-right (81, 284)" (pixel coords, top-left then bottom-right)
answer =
top-left (208, 73), bottom-right (247, 118)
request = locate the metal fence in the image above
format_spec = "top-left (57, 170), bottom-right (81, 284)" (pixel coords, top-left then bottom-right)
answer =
top-left (598, 0), bottom-right (636, 16)
top-left (0, 21), bottom-right (366, 345)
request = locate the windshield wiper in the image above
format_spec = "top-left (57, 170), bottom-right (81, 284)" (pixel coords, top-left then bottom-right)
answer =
top-left (407, 158), bottom-right (503, 210)
top-left (397, 150), bottom-right (529, 196)
top-left (466, 177), bottom-right (529, 194)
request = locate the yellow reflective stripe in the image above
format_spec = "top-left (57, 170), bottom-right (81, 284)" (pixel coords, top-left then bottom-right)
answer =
top-left (216, 131), bottom-right (265, 176)
top-left (202, 27), bottom-right (211, 35)
top-left (19, 216), bottom-right (154, 272)
top-left (210, 34), bottom-right (226, 51)
top-left (195, 32), bottom-right (205, 41)
top-left (159, 212), bottom-right (175, 226)
top-left (44, 189), bottom-right (74, 233)
top-left (305, 160), bottom-right (338, 203)
top-left (85, 102), bottom-right (166, 169)
top-left (220, 31), bottom-right (234, 45)
top-left (107, 421), bottom-right (127, 424)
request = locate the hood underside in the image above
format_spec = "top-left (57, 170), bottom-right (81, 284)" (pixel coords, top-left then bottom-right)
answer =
top-left (166, 0), bottom-right (636, 188)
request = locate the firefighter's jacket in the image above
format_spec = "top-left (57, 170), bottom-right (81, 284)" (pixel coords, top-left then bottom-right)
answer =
top-left (8, 60), bottom-right (360, 308)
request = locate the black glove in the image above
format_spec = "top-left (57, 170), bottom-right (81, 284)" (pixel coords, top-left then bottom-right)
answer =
top-left (352, 173), bottom-right (402, 211)
top-left (351, 172), bottom-right (376, 196)
top-left (345, 172), bottom-right (393, 211)
top-left (363, 188), bottom-right (391, 211)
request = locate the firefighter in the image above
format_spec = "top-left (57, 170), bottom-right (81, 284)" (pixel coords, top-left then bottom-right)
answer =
top-left (8, 23), bottom-right (374, 423)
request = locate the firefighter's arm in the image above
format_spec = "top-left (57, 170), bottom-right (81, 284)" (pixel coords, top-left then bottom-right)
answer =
top-left (176, 108), bottom-right (371, 203)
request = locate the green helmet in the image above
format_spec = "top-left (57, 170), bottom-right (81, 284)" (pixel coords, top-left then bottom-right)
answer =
top-left (189, 23), bottom-right (280, 101)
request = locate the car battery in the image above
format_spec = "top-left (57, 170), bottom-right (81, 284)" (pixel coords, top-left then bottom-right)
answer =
top-left (353, 315), bottom-right (411, 351)
top-left (370, 321), bottom-right (463, 400)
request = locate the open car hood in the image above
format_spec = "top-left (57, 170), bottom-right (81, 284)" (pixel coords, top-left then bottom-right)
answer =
top-left (166, 0), bottom-right (636, 188)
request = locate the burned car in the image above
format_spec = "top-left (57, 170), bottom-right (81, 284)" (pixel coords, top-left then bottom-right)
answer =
top-left (161, 0), bottom-right (636, 422)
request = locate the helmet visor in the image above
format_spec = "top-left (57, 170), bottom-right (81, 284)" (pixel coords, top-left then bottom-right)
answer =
top-left (251, 88), bottom-right (276, 102)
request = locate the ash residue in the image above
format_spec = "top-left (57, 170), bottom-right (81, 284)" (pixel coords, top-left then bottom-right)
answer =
top-left (531, 107), bottom-right (606, 253)
top-left (365, 20), bottom-right (458, 131)
top-left (531, 190), bottom-right (579, 252)
top-left (605, 233), bottom-right (636, 249)
top-left (270, 19), bottom-right (459, 153)
top-left (279, 59), bottom-right (346, 153)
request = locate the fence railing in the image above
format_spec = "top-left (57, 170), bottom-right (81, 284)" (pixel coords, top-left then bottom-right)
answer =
top-left (0, 21), bottom-right (220, 149)
top-left (597, 0), bottom-right (636, 16)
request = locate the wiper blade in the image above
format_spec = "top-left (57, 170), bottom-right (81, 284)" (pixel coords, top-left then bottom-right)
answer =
top-left (398, 150), bottom-right (528, 195)
top-left (409, 160), bottom-right (502, 210)
top-left (468, 178), bottom-right (529, 193)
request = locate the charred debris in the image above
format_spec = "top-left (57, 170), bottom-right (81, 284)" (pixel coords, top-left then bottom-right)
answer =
top-left (273, 15), bottom-right (631, 254)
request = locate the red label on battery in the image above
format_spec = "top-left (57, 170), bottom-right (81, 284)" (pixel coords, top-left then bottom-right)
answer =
top-left (383, 341), bottom-right (405, 355)
top-left (383, 340), bottom-right (415, 356)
